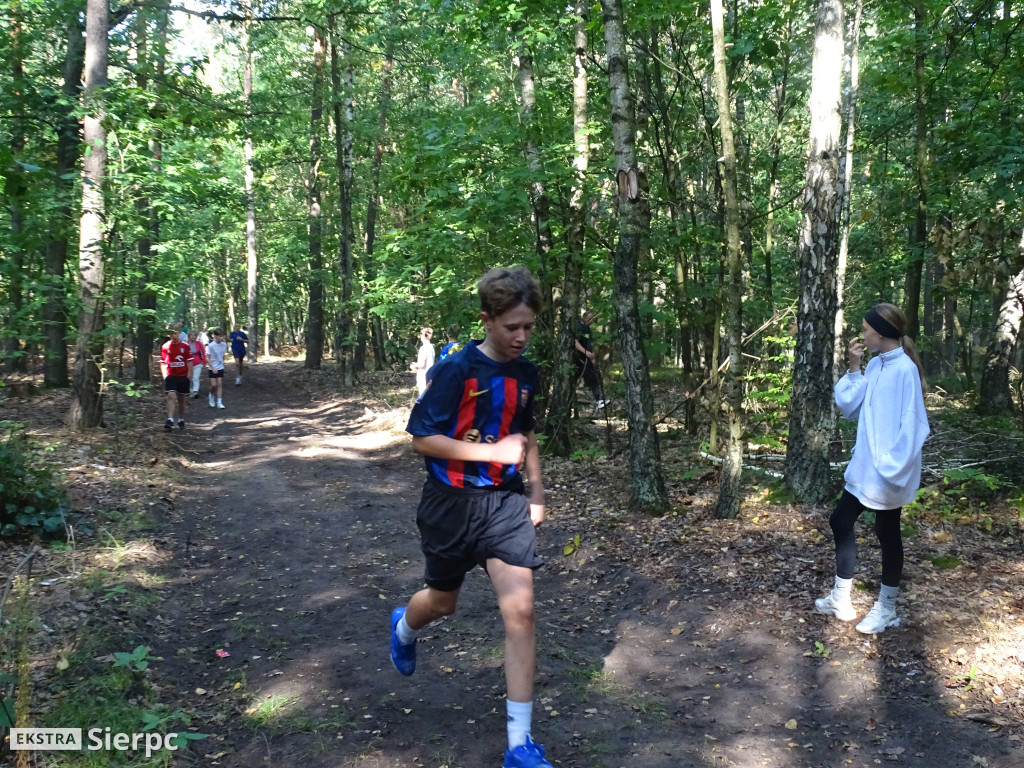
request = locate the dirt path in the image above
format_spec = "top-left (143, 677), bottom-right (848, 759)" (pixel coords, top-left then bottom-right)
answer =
top-left (145, 361), bottom-right (1023, 768)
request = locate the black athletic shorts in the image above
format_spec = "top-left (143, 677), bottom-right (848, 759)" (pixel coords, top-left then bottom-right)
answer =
top-left (209, 369), bottom-right (224, 379)
top-left (164, 375), bottom-right (189, 394)
top-left (416, 477), bottom-right (544, 592)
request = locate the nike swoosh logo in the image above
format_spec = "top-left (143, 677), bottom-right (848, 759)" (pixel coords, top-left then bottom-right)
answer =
top-left (469, 389), bottom-right (489, 397)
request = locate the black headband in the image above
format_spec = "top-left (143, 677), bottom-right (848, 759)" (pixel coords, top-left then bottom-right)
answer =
top-left (864, 308), bottom-right (902, 339)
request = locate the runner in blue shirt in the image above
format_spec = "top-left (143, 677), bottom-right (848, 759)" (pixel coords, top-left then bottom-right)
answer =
top-left (390, 266), bottom-right (554, 768)
top-left (229, 325), bottom-right (248, 385)
top-left (439, 323), bottom-right (463, 361)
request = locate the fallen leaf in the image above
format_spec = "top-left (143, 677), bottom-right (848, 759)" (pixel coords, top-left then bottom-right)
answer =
top-left (785, 719), bottom-right (797, 730)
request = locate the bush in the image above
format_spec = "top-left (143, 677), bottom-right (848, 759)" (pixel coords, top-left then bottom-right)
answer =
top-left (0, 432), bottom-right (67, 538)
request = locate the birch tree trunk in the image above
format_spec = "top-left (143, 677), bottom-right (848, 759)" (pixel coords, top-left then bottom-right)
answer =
top-left (545, 0), bottom-right (589, 456)
top-left (833, 0), bottom-right (862, 378)
top-left (244, 6), bottom-right (258, 364)
top-left (784, 0), bottom-right (843, 502)
top-left (709, 0), bottom-right (745, 520)
top-left (68, 0), bottom-right (108, 429)
top-left (43, 15), bottom-right (84, 387)
top-left (600, 0), bottom-right (667, 513)
top-left (304, 28), bottom-right (326, 370)
top-left (978, 239), bottom-right (1024, 415)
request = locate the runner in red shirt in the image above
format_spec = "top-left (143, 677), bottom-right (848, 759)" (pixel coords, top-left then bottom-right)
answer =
top-left (160, 328), bottom-right (191, 431)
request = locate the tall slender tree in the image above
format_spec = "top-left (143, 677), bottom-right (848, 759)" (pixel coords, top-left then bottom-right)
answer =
top-left (68, 0), bottom-right (109, 429)
top-left (243, 5), bottom-right (258, 364)
top-left (545, 0), bottom-right (590, 456)
top-left (785, 0), bottom-right (844, 502)
top-left (709, 0), bottom-right (745, 519)
top-left (599, 0), bottom-right (667, 513)
top-left (304, 27), bottom-right (326, 370)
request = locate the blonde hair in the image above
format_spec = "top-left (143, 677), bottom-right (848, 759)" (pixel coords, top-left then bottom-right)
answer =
top-left (872, 303), bottom-right (926, 396)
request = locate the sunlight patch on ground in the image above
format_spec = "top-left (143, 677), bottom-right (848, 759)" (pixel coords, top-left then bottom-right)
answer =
top-left (294, 430), bottom-right (407, 457)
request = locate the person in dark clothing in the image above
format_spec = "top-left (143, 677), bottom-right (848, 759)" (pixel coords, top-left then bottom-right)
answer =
top-left (573, 311), bottom-right (606, 409)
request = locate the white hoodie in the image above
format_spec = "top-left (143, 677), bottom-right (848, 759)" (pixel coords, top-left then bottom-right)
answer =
top-left (834, 347), bottom-right (930, 509)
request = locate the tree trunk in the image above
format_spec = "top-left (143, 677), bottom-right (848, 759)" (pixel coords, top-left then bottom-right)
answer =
top-left (904, 0), bottom-right (929, 339)
top-left (545, 0), bottom-right (589, 456)
top-left (331, 18), bottom-right (355, 384)
top-left (978, 240), bottom-right (1024, 415)
top-left (4, 0), bottom-right (26, 373)
top-left (43, 16), bottom-right (84, 387)
top-left (710, 0), bottom-right (746, 520)
top-left (600, 0), bottom-right (667, 513)
top-left (244, 7), bottom-right (259, 364)
top-left (784, 0), bottom-right (843, 503)
top-left (133, 4), bottom-right (167, 382)
top-left (515, 40), bottom-right (556, 414)
top-left (364, 53), bottom-right (392, 372)
top-left (304, 27), bottom-right (326, 370)
top-left (68, 0), bottom-right (109, 430)
top-left (833, 0), bottom-right (862, 378)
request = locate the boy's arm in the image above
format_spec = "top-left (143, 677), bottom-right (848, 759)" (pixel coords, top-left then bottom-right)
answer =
top-left (412, 433), bottom-right (526, 465)
top-left (523, 431), bottom-right (545, 526)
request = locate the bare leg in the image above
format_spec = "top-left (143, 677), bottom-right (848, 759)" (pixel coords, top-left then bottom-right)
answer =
top-left (404, 586), bottom-right (460, 630)
top-left (488, 559), bottom-right (535, 703)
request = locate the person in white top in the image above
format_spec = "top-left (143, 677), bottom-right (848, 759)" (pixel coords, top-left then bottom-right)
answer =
top-left (814, 303), bottom-right (930, 634)
top-left (205, 329), bottom-right (228, 409)
top-left (410, 327), bottom-right (435, 397)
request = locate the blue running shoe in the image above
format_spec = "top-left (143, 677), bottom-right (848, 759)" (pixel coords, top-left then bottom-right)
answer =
top-left (390, 607), bottom-right (416, 676)
top-left (503, 737), bottom-right (553, 768)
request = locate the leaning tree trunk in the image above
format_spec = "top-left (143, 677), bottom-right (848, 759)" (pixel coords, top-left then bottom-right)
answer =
top-left (600, 0), bottom-right (667, 514)
top-left (43, 16), bottom-right (84, 387)
top-left (304, 27), bottom-right (326, 370)
top-left (68, 0), bottom-right (109, 430)
top-left (978, 243), bottom-right (1024, 415)
top-left (710, 0), bottom-right (746, 520)
top-left (545, 0), bottom-right (590, 457)
top-left (784, 0), bottom-right (844, 503)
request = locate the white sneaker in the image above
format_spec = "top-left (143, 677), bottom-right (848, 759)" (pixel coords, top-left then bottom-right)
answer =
top-left (217, 401), bottom-right (225, 409)
top-left (235, 377), bottom-right (241, 385)
top-left (209, 397), bottom-right (215, 408)
top-left (596, 399), bottom-right (606, 409)
top-left (856, 601), bottom-right (900, 634)
top-left (814, 592), bottom-right (857, 622)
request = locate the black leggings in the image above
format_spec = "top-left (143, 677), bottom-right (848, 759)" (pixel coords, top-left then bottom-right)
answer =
top-left (829, 490), bottom-right (903, 588)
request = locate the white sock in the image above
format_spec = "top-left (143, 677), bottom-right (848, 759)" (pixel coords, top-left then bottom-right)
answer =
top-left (218, 399), bottom-right (223, 405)
top-left (832, 576), bottom-right (853, 602)
top-left (506, 699), bottom-right (532, 749)
top-left (395, 615), bottom-right (418, 645)
top-left (879, 584), bottom-right (899, 610)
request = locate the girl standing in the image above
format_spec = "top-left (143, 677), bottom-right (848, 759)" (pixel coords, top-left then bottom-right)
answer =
top-left (815, 303), bottom-right (930, 634)
top-left (411, 327), bottom-right (435, 397)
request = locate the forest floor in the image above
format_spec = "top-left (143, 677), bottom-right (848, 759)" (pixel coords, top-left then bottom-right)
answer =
top-left (2, 359), bottom-right (1024, 768)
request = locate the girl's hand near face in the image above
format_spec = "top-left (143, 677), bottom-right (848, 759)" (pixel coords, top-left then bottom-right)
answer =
top-left (848, 336), bottom-right (865, 372)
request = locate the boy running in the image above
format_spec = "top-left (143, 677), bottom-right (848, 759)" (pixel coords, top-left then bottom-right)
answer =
top-left (390, 266), bottom-right (553, 768)
top-left (206, 329), bottom-right (228, 409)
top-left (160, 328), bottom-right (190, 431)
top-left (230, 324), bottom-right (248, 385)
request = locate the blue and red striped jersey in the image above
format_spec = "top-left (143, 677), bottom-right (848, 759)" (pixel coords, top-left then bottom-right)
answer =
top-left (406, 340), bottom-right (538, 489)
